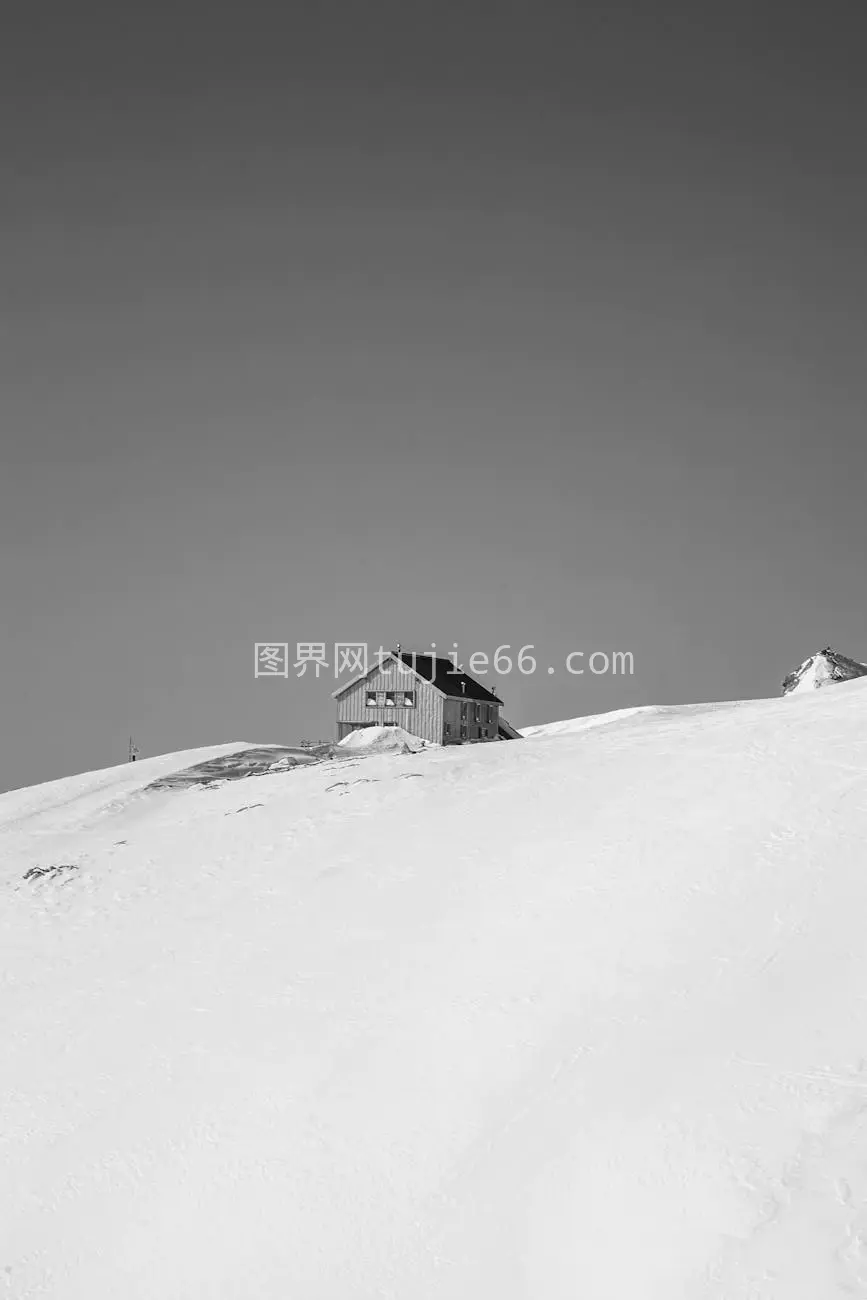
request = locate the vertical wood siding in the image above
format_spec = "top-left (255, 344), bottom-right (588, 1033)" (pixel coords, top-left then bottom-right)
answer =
top-left (336, 662), bottom-right (443, 743)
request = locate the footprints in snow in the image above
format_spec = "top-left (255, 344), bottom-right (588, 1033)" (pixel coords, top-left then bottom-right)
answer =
top-left (326, 778), bottom-right (380, 795)
top-left (325, 772), bottom-right (425, 795)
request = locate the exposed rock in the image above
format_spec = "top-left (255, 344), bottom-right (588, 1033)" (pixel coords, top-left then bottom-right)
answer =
top-left (145, 746), bottom-right (321, 791)
top-left (782, 647), bottom-right (867, 696)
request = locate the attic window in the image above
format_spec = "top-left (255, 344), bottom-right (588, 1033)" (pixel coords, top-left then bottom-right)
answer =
top-left (384, 692), bottom-right (396, 707)
top-left (401, 691), bottom-right (415, 707)
top-left (365, 691), bottom-right (377, 707)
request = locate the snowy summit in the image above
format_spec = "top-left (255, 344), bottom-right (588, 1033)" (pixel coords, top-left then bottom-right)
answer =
top-left (4, 682), bottom-right (867, 1297)
top-left (781, 645), bottom-right (867, 695)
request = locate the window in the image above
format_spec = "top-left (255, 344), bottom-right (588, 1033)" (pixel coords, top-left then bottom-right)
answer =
top-left (401, 691), bottom-right (415, 707)
top-left (444, 722), bottom-right (452, 738)
top-left (474, 703), bottom-right (481, 723)
top-left (485, 705), bottom-right (492, 724)
top-left (460, 724), bottom-right (468, 739)
top-left (365, 691), bottom-right (377, 707)
top-left (384, 692), bottom-right (396, 707)
top-left (460, 702), bottom-right (468, 720)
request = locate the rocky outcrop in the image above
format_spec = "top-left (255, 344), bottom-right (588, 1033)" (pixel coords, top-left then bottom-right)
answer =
top-left (782, 647), bottom-right (867, 696)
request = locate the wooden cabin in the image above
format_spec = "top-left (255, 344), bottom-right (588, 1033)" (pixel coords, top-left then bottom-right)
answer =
top-left (333, 649), bottom-right (507, 745)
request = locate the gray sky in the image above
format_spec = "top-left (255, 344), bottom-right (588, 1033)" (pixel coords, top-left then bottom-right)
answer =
top-left (2, 2), bottom-right (866, 792)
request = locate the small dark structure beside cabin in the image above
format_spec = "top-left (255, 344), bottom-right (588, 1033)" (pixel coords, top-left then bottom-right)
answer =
top-left (333, 650), bottom-right (511, 745)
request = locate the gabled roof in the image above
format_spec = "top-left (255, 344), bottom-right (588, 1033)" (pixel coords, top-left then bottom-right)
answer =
top-left (332, 650), bottom-right (503, 704)
top-left (331, 652), bottom-right (429, 699)
top-left (397, 652), bottom-right (502, 704)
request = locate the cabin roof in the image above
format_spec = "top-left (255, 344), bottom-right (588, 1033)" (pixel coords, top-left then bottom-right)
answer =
top-left (397, 653), bottom-right (503, 704)
top-left (332, 650), bottom-right (503, 704)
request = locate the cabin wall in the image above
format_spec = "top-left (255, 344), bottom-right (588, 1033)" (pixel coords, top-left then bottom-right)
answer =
top-left (441, 697), bottom-right (499, 743)
top-left (336, 663), bottom-right (443, 743)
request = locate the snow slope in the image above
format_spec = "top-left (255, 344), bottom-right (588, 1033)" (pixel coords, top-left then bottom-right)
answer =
top-left (0, 742), bottom-right (253, 826)
top-left (519, 697), bottom-right (756, 739)
top-left (4, 684), bottom-right (867, 1298)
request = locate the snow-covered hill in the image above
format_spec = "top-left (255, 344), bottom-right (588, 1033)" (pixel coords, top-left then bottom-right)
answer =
top-left (4, 684), bottom-right (867, 1298)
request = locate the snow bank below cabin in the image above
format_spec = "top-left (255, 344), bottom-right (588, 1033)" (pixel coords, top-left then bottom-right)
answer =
top-left (337, 724), bottom-right (431, 754)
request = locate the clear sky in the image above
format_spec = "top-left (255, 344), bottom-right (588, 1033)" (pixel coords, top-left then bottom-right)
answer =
top-left (1, 2), bottom-right (866, 793)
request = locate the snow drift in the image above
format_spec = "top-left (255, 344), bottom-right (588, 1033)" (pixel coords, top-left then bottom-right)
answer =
top-left (337, 723), bottom-right (429, 754)
top-left (4, 682), bottom-right (867, 1298)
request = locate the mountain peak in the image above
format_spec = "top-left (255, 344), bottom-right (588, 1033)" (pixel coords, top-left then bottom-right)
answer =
top-left (782, 646), bottom-right (867, 695)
